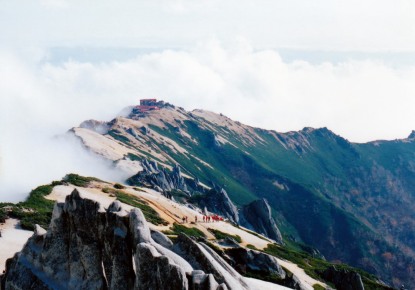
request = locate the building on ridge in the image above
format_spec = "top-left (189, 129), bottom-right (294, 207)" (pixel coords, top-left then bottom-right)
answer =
top-left (137, 99), bottom-right (160, 112)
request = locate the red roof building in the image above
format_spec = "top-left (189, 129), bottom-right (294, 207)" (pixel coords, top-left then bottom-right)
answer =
top-left (137, 99), bottom-right (160, 112)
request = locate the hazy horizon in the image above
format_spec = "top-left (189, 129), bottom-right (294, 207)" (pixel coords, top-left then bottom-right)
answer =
top-left (1, 0), bottom-right (414, 201)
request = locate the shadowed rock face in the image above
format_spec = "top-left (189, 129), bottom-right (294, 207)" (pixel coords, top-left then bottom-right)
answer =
top-left (320, 266), bottom-right (365, 290)
top-left (240, 198), bottom-right (283, 244)
top-left (224, 247), bottom-right (285, 279)
top-left (196, 187), bottom-right (240, 224)
top-left (0, 190), bottom-right (253, 290)
top-left (127, 160), bottom-right (189, 194)
top-left (128, 160), bottom-right (239, 224)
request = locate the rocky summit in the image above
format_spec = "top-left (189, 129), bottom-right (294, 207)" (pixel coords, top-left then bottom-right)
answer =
top-left (1, 190), bottom-right (290, 290)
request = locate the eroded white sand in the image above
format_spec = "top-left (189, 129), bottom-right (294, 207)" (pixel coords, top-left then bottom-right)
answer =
top-left (47, 185), bottom-right (118, 209)
top-left (277, 258), bottom-right (326, 289)
top-left (244, 277), bottom-right (292, 290)
top-left (73, 127), bottom-right (136, 160)
top-left (202, 222), bottom-right (271, 250)
top-left (0, 219), bottom-right (33, 273)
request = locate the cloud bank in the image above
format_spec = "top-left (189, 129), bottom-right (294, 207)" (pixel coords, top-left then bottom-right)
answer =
top-left (1, 0), bottom-right (415, 51)
top-left (1, 41), bottom-right (415, 201)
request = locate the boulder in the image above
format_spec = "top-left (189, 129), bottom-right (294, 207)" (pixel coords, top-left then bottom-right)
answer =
top-left (224, 247), bottom-right (285, 280)
top-left (151, 229), bottom-right (173, 249)
top-left (134, 243), bottom-right (188, 290)
top-left (173, 234), bottom-right (248, 290)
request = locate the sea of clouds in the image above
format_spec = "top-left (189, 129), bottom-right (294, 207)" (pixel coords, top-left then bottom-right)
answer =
top-left (1, 40), bottom-right (415, 201)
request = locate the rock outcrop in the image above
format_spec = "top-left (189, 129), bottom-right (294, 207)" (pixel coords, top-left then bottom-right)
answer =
top-left (127, 160), bottom-right (189, 194)
top-left (320, 266), bottom-right (365, 290)
top-left (128, 162), bottom-right (239, 224)
top-left (196, 187), bottom-right (239, 224)
top-left (224, 247), bottom-right (285, 279)
top-left (240, 198), bottom-right (283, 244)
top-left (1, 190), bottom-right (256, 290)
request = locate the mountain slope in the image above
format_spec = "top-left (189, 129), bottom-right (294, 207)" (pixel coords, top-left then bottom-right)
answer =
top-left (70, 103), bottom-right (415, 288)
top-left (1, 176), bottom-right (392, 289)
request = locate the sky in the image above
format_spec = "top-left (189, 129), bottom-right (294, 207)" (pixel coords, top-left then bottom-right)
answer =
top-left (1, 0), bottom-right (415, 201)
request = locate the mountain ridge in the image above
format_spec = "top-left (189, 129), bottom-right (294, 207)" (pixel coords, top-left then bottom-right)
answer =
top-left (68, 103), bottom-right (415, 288)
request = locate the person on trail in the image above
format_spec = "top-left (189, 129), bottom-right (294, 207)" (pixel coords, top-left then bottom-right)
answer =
top-left (182, 216), bottom-right (185, 223)
top-left (195, 216), bottom-right (198, 223)
top-left (185, 216), bottom-right (188, 223)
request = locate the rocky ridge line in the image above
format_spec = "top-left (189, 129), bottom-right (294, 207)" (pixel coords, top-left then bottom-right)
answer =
top-left (0, 189), bottom-right (291, 290)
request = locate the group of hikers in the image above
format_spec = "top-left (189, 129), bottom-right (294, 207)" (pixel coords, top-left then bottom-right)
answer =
top-left (181, 214), bottom-right (224, 224)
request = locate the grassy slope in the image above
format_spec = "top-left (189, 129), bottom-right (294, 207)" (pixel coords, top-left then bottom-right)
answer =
top-left (118, 113), bottom-right (415, 287)
top-left (0, 171), bottom-right (391, 289)
top-left (2, 183), bottom-right (57, 230)
top-left (263, 243), bottom-right (393, 290)
top-left (0, 174), bottom-right (168, 230)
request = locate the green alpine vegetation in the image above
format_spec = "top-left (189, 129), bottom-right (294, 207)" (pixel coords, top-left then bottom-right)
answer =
top-left (264, 243), bottom-right (394, 290)
top-left (70, 105), bottom-right (415, 288)
top-left (63, 173), bottom-right (103, 187)
top-left (163, 223), bottom-right (207, 238)
top-left (208, 228), bottom-right (242, 243)
top-left (5, 183), bottom-right (57, 230)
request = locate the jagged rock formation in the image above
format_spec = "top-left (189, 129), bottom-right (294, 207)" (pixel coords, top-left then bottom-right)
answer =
top-left (220, 246), bottom-right (309, 290)
top-left (224, 247), bottom-right (285, 278)
top-left (1, 190), bottom-right (262, 290)
top-left (174, 235), bottom-right (249, 289)
top-left (240, 199), bottom-right (283, 244)
top-left (127, 160), bottom-right (239, 224)
top-left (127, 160), bottom-right (189, 194)
top-left (320, 266), bottom-right (365, 290)
top-left (196, 187), bottom-right (239, 224)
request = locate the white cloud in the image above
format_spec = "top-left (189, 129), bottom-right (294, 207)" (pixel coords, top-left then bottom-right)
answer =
top-left (39, 0), bottom-right (68, 9)
top-left (1, 40), bottom-right (415, 201)
top-left (1, 0), bottom-right (414, 51)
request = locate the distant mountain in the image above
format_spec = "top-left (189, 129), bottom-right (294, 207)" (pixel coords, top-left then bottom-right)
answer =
top-left (70, 101), bottom-right (415, 288)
